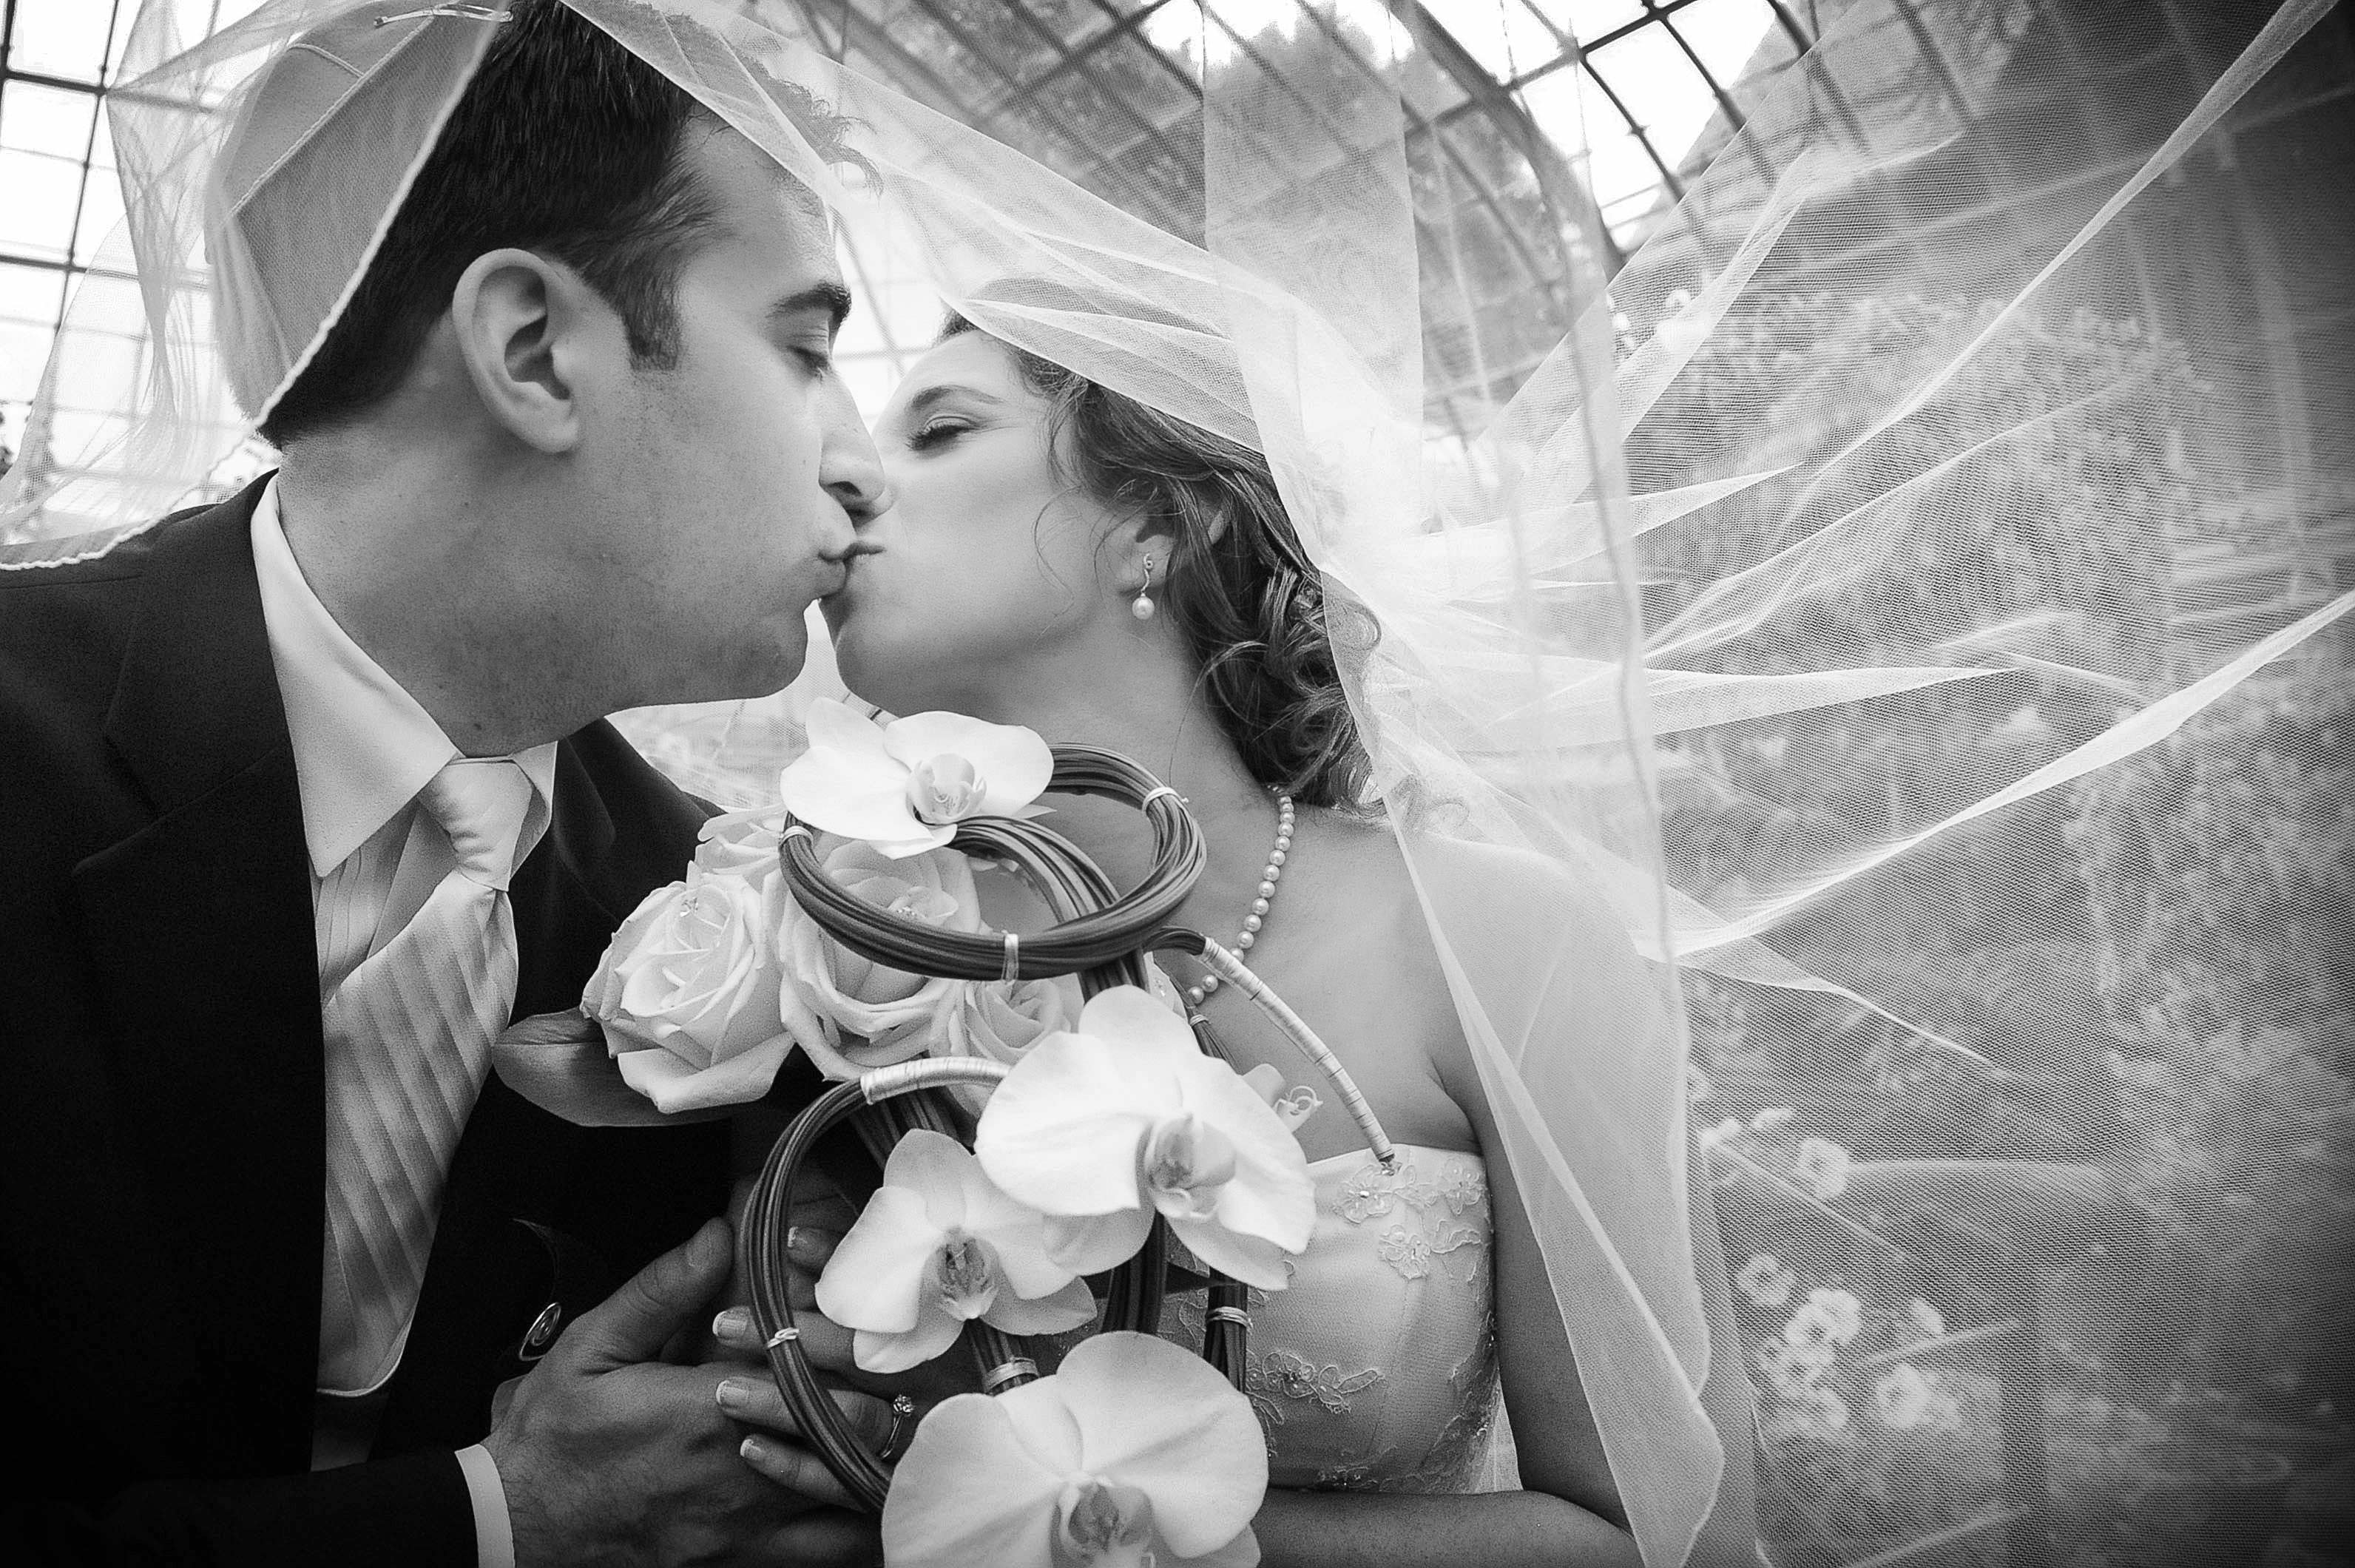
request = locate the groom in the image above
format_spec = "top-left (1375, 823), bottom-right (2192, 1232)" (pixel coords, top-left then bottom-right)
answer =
top-left (0, 5), bottom-right (882, 1564)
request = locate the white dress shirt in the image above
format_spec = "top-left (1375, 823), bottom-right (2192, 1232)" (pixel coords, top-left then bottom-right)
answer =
top-left (252, 479), bottom-right (550, 1568)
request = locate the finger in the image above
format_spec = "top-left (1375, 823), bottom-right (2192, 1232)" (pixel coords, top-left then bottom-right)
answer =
top-left (785, 1310), bottom-right (862, 1381)
top-left (785, 1224), bottom-right (839, 1271)
top-left (715, 1373), bottom-right (806, 1439)
top-left (739, 1432), bottom-right (863, 1512)
top-left (712, 1305), bottom-right (770, 1359)
top-left (831, 1388), bottom-right (899, 1453)
top-left (565, 1217), bottom-right (733, 1369)
top-left (717, 1373), bottom-right (898, 1453)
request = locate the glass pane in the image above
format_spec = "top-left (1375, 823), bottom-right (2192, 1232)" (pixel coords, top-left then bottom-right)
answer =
top-left (1544, 0), bottom-right (1648, 43)
top-left (1445, 0), bottom-right (1571, 85)
top-left (6, 0), bottom-right (120, 85)
top-left (0, 258), bottom-right (66, 327)
top-left (0, 80), bottom-right (98, 160)
top-left (72, 162), bottom-right (126, 269)
top-left (0, 148), bottom-right (85, 263)
top-left (1, 318), bottom-right (61, 406)
top-left (1522, 61), bottom-right (1669, 245)
top-left (1584, 18), bottom-right (1719, 172)
top-left (1667, 0), bottom-right (1780, 92)
top-left (0, 262), bottom-right (65, 407)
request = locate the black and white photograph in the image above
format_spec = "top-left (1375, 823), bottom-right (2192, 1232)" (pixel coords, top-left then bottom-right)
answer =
top-left (1, 1), bottom-right (2348, 1564)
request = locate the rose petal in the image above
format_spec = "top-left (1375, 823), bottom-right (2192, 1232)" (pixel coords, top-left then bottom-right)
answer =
top-left (1055, 1332), bottom-right (1268, 1558)
top-left (613, 1032), bottom-right (791, 1114)
top-left (879, 712), bottom-right (1054, 817)
top-left (981, 1274), bottom-right (1098, 1336)
top-left (882, 1393), bottom-right (1067, 1568)
top-left (583, 879), bottom-right (683, 1020)
top-left (976, 1032), bottom-right (1162, 1217)
top-left (851, 1305), bottom-right (967, 1374)
top-left (1167, 1216), bottom-right (1294, 1292)
top-left (816, 1185), bottom-right (942, 1336)
top-left (1042, 1208), bottom-right (1156, 1277)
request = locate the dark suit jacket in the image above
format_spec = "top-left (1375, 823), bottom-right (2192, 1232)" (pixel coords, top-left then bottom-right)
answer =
top-left (0, 481), bottom-right (735, 1564)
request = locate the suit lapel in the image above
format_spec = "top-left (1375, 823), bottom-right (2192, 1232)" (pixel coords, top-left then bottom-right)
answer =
top-left (68, 498), bottom-right (717, 1459)
top-left (70, 481), bottom-right (327, 1476)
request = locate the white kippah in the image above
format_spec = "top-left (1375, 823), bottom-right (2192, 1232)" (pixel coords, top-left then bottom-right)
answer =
top-left (206, 9), bottom-right (503, 417)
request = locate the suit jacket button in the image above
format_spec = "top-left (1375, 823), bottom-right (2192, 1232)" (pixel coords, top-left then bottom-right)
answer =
top-left (521, 1302), bottom-right (563, 1359)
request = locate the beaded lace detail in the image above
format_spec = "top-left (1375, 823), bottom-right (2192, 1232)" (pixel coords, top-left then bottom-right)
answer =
top-left (1159, 1145), bottom-right (1503, 1493)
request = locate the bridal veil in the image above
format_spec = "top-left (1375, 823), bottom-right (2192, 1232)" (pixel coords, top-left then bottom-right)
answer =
top-left (5, 1), bottom-right (2345, 1564)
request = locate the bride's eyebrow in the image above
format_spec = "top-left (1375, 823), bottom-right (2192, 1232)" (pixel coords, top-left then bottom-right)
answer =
top-left (902, 384), bottom-right (1001, 421)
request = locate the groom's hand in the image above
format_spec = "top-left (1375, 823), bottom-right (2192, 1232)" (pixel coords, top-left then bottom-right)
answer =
top-left (484, 1217), bottom-right (879, 1567)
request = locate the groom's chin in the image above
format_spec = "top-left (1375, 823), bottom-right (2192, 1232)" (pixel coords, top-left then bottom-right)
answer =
top-left (676, 621), bottom-right (809, 706)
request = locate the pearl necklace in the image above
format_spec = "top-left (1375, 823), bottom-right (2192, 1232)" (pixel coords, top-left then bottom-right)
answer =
top-left (1183, 792), bottom-right (1294, 1010)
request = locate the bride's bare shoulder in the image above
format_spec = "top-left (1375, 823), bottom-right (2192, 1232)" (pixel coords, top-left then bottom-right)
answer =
top-left (1299, 814), bottom-right (1649, 1004)
top-left (1395, 829), bottom-right (1642, 961)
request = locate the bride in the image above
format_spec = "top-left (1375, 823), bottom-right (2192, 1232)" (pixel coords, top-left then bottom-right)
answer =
top-left (771, 311), bottom-right (1760, 1566)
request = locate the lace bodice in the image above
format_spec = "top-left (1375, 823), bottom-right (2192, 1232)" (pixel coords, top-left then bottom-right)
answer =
top-left (1158, 1143), bottom-right (1504, 1493)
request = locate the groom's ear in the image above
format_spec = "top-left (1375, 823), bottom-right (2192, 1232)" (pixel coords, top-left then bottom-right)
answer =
top-left (448, 247), bottom-right (600, 456)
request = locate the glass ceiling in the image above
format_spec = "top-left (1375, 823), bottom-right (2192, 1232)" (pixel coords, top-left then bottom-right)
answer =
top-left (0, 0), bottom-right (1798, 462)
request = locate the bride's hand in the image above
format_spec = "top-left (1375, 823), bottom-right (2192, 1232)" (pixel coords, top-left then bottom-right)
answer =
top-left (709, 1223), bottom-right (981, 1407)
top-left (708, 1220), bottom-right (981, 1485)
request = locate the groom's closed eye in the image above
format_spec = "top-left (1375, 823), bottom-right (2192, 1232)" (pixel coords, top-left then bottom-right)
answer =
top-left (768, 280), bottom-right (853, 376)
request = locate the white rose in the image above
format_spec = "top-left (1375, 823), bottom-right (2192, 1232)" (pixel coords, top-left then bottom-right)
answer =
top-left (693, 805), bottom-right (788, 888)
top-left (940, 975), bottom-right (1083, 1067)
top-left (584, 868), bottom-right (792, 1113)
top-left (778, 837), bottom-right (985, 1079)
top-left (935, 974), bottom-right (1083, 1111)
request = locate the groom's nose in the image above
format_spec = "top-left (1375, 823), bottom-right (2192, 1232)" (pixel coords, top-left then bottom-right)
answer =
top-left (818, 383), bottom-right (890, 529)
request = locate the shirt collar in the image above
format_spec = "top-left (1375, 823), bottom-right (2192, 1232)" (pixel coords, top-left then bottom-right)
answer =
top-left (251, 477), bottom-right (557, 876)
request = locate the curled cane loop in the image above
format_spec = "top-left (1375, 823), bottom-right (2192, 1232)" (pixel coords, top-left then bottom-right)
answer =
top-left (746, 743), bottom-right (1392, 1512)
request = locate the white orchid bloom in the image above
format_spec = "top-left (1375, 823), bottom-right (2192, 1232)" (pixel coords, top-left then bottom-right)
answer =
top-left (975, 987), bottom-right (1314, 1292)
top-left (777, 700), bottom-right (1053, 858)
top-left (882, 1331), bottom-right (1266, 1568)
top-left (814, 1129), bottom-right (1097, 1374)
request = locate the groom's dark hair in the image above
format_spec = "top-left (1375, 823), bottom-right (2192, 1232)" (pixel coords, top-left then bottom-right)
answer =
top-left (262, 0), bottom-right (861, 447)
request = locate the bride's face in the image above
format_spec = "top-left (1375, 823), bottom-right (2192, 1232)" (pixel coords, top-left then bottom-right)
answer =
top-left (828, 331), bottom-right (1125, 716)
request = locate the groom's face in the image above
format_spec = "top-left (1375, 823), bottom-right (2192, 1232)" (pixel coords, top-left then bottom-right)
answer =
top-left (580, 126), bottom-right (883, 702)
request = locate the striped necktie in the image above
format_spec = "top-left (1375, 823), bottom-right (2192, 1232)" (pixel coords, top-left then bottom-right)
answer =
top-left (317, 757), bottom-right (535, 1394)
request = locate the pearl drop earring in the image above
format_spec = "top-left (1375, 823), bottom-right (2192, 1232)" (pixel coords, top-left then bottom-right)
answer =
top-left (1131, 553), bottom-right (1157, 621)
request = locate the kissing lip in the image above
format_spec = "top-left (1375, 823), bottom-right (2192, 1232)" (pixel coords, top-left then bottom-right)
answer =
top-left (820, 544), bottom-right (881, 601)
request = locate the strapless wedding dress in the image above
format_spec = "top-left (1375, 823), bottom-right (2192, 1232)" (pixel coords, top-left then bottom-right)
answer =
top-left (1159, 1143), bottom-right (1515, 1493)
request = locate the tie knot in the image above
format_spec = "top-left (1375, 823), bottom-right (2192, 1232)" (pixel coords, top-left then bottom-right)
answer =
top-left (418, 758), bottom-right (535, 889)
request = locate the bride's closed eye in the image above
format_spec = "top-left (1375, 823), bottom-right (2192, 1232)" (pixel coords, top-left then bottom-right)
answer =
top-left (906, 419), bottom-right (973, 453)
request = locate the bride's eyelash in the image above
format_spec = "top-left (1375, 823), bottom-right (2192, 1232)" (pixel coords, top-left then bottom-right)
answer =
top-left (908, 419), bottom-right (970, 451)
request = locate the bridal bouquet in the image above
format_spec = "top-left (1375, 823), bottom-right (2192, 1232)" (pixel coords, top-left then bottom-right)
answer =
top-left (575, 700), bottom-right (1336, 1567)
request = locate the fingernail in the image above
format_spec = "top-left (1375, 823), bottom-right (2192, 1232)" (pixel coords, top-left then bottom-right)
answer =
top-left (740, 1433), bottom-right (768, 1464)
top-left (716, 1378), bottom-right (754, 1413)
top-left (785, 1226), bottom-right (828, 1263)
top-left (712, 1306), bottom-right (751, 1339)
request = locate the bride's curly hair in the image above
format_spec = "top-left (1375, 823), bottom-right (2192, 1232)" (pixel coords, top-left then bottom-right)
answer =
top-left (940, 311), bottom-right (1374, 811)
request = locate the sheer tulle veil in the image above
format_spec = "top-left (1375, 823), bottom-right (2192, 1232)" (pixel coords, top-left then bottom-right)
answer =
top-left (4, 2), bottom-right (2345, 1564)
